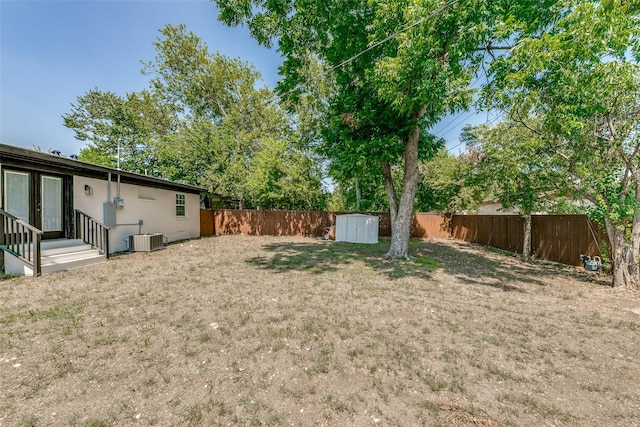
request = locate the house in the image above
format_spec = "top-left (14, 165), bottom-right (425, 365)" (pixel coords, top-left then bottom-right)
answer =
top-left (477, 201), bottom-right (518, 215)
top-left (1, 143), bottom-right (203, 276)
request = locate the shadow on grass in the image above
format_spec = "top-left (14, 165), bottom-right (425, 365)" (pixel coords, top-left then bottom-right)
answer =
top-left (247, 238), bottom-right (439, 281)
top-left (425, 239), bottom-right (612, 292)
top-left (423, 240), bottom-right (544, 292)
top-left (247, 237), bottom-right (605, 291)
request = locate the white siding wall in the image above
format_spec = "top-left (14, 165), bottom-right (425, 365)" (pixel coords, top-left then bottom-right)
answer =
top-left (4, 252), bottom-right (35, 276)
top-left (74, 176), bottom-right (200, 253)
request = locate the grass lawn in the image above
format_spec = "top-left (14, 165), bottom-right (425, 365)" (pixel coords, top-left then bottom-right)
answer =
top-left (1, 235), bottom-right (639, 426)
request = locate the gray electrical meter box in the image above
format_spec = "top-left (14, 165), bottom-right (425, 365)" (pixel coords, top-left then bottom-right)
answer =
top-left (103, 201), bottom-right (117, 227)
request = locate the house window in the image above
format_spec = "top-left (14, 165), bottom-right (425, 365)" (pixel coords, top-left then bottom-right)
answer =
top-left (176, 194), bottom-right (186, 217)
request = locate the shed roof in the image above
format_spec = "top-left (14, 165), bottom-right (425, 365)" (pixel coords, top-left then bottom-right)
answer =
top-left (336, 213), bottom-right (377, 217)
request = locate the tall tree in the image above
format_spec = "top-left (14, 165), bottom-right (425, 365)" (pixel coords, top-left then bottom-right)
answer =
top-left (463, 122), bottom-right (562, 261)
top-left (63, 88), bottom-right (177, 172)
top-left (485, 0), bottom-right (640, 288)
top-left (214, 0), bottom-right (558, 258)
top-left (327, 164), bottom-right (395, 213)
top-left (216, 0), bottom-right (454, 257)
top-left (245, 137), bottom-right (326, 210)
top-left (64, 24), bottom-right (326, 210)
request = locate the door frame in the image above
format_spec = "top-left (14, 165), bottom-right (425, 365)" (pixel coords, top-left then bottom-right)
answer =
top-left (1, 167), bottom-right (73, 240)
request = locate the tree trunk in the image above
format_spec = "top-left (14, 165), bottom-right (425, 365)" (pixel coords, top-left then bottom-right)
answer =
top-left (381, 161), bottom-right (398, 231)
top-left (384, 110), bottom-right (424, 259)
top-left (605, 217), bottom-right (640, 289)
top-left (632, 174), bottom-right (640, 282)
top-left (354, 177), bottom-right (361, 212)
top-left (522, 209), bottom-right (532, 263)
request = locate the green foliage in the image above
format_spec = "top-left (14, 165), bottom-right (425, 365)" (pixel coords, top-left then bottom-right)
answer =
top-left (416, 149), bottom-right (482, 213)
top-left (328, 174), bottom-right (391, 213)
top-left (245, 138), bottom-right (326, 210)
top-left (600, 240), bottom-right (611, 264)
top-left (142, 24), bottom-right (264, 122)
top-left (484, 0), bottom-right (640, 286)
top-left (491, 0), bottom-right (639, 224)
top-left (214, 0), bottom-right (541, 256)
top-left (64, 89), bottom-right (176, 172)
top-left (462, 121), bottom-right (563, 216)
top-left (64, 24), bottom-right (326, 210)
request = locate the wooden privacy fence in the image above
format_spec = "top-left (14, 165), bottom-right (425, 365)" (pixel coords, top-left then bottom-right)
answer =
top-left (202, 209), bottom-right (608, 267)
top-left (209, 210), bottom-right (341, 237)
top-left (204, 210), bottom-right (449, 239)
top-left (533, 215), bottom-right (608, 267)
top-left (452, 215), bottom-right (608, 267)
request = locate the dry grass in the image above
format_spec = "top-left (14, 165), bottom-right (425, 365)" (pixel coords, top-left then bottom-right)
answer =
top-left (1, 235), bottom-right (639, 426)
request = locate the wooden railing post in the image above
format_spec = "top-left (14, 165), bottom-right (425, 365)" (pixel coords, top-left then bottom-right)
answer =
top-left (0, 208), bottom-right (43, 276)
top-left (33, 233), bottom-right (41, 276)
top-left (103, 225), bottom-right (109, 257)
top-left (0, 214), bottom-right (4, 246)
top-left (73, 209), bottom-right (110, 258)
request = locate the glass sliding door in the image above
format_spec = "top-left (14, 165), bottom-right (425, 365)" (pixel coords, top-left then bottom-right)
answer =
top-left (4, 170), bottom-right (30, 223)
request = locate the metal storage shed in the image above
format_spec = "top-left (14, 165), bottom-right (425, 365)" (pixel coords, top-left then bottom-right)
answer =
top-left (335, 214), bottom-right (379, 244)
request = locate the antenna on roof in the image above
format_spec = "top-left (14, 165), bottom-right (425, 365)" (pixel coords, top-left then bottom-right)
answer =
top-left (117, 139), bottom-right (121, 170)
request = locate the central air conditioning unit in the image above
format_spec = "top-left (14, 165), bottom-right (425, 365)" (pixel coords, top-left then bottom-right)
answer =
top-left (129, 233), bottom-right (164, 252)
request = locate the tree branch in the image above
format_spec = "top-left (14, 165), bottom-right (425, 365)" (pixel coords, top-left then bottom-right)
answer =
top-left (476, 45), bottom-right (512, 52)
top-left (513, 115), bottom-right (575, 164)
top-left (605, 112), bottom-right (617, 139)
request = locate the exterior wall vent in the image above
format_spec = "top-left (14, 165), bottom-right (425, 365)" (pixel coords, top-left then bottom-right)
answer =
top-left (129, 233), bottom-right (164, 252)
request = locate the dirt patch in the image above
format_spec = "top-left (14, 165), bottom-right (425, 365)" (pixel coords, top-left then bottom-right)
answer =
top-left (1, 236), bottom-right (639, 426)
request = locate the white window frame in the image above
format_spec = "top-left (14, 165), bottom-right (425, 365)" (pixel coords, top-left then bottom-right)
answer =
top-left (176, 193), bottom-right (186, 217)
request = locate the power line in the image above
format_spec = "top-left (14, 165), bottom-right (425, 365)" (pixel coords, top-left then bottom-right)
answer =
top-left (446, 138), bottom-right (467, 153)
top-left (441, 46), bottom-right (545, 154)
top-left (438, 110), bottom-right (480, 139)
top-left (444, 109), bottom-right (507, 154)
top-left (421, 72), bottom-right (488, 154)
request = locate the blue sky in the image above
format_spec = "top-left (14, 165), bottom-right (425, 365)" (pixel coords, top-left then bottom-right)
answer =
top-left (0, 0), bottom-right (282, 155)
top-left (1, 0), bottom-right (482, 157)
